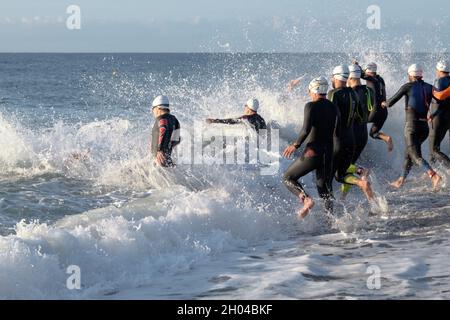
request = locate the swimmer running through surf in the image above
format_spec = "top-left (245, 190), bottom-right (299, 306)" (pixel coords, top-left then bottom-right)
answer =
top-left (283, 77), bottom-right (340, 218)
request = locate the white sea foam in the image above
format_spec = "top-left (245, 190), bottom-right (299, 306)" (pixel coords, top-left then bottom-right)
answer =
top-left (1, 50), bottom-right (449, 299)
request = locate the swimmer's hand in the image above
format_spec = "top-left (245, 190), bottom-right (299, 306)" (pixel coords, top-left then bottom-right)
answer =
top-left (206, 118), bottom-right (214, 124)
top-left (156, 151), bottom-right (166, 166)
top-left (283, 145), bottom-right (297, 159)
top-left (287, 79), bottom-right (301, 92)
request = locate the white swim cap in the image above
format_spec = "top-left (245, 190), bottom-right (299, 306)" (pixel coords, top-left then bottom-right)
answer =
top-left (364, 62), bottom-right (378, 73)
top-left (308, 76), bottom-right (328, 95)
top-left (436, 60), bottom-right (449, 73)
top-left (246, 98), bottom-right (259, 112)
top-left (348, 64), bottom-right (362, 79)
top-left (408, 64), bottom-right (423, 77)
top-left (152, 95), bottom-right (170, 109)
top-left (332, 65), bottom-right (350, 82)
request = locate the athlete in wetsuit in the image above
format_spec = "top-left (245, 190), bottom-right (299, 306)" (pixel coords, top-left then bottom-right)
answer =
top-left (356, 61), bottom-right (393, 152)
top-left (206, 98), bottom-right (266, 133)
top-left (329, 65), bottom-right (374, 201)
top-left (282, 77), bottom-right (340, 218)
top-left (341, 64), bottom-right (375, 196)
top-left (151, 95), bottom-right (181, 167)
top-left (383, 64), bottom-right (442, 189)
top-left (429, 61), bottom-right (450, 169)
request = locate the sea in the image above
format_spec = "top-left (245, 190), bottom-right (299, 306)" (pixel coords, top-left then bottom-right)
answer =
top-left (0, 52), bottom-right (449, 299)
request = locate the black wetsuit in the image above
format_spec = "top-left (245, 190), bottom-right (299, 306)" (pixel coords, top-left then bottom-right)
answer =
top-left (430, 75), bottom-right (450, 168)
top-left (352, 85), bottom-right (374, 162)
top-left (151, 113), bottom-right (181, 167)
top-left (210, 114), bottom-right (267, 133)
top-left (328, 87), bottom-right (358, 184)
top-left (283, 98), bottom-right (340, 209)
top-left (362, 73), bottom-right (388, 139)
top-left (386, 79), bottom-right (434, 178)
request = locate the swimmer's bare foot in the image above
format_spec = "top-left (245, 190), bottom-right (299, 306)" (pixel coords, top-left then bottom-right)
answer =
top-left (359, 167), bottom-right (370, 181)
top-left (380, 133), bottom-right (393, 152)
top-left (386, 136), bottom-right (394, 152)
top-left (431, 173), bottom-right (442, 191)
top-left (360, 180), bottom-right (375, 201)
top-left (298, 195), bottom-right (314, 219)
top-left (390, 177), bottom-right (405, 189)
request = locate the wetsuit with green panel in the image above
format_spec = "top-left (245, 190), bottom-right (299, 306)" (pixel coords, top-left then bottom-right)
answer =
top-left (352, 85), bottom-right (374, 162)
top-left (362, 72), bottom-right (388, 139)
top-left (341, 85), bottom-right (375, 193)
top-left (328, 87), bottom-right (358, 186)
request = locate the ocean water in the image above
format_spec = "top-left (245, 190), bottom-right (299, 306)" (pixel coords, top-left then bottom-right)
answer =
top-left (0, 52), bottom-right (450, 299)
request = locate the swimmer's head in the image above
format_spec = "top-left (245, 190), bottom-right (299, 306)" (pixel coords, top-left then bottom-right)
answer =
top-left (332, 65), bottom-right (349, 88)
top-left (364, 62), bottom-right (378, 75)
top-left (408, 64), bottom-right (423, 80)
top-left (244, 98), bottom-right (259, 113)
top-left (152, 95), bottom-right (170, 116)
top-left (436, 60), bottom-right (449, 77)
top-left (348, 64), bottom-right (362, 79)
top-left (308, 76), bottom-right (328, 99)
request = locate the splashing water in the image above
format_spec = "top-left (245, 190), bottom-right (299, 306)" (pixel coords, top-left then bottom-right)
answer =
top-left (0, 52), bottom-right (449, 299)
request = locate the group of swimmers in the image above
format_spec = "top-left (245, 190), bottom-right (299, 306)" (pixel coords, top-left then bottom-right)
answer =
top-left (149, 60), bottom-right (450, 218)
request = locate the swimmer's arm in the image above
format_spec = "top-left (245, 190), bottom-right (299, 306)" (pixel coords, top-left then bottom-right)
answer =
top-left (433, 86), bottom-right (450, 101)
top-left (157, 118), bottom-right (169, 152)
top-left (207, 118), bottom-right (241, 125)
top-left (386, 84), bottom-right (408, 108)
top-left (288, 74), bottom-right (307, 91)
top-left (361, 73), bottom-right (373, 81)
top-left (288, 78), bottom-right (302, 91)
top-left (292, 103), bottom-right (313, 148)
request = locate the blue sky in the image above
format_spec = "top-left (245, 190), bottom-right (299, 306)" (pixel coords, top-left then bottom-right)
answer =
top-left (0, 0), bottom-right (448, 52)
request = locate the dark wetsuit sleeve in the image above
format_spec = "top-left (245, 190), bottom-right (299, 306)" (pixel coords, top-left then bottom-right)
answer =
top-left (210, 118), bottom-right (241, 125)
top-left (359, 67), bottom-right (367, 79)
top-left (293, 103), bottom-right (313, 148)
top-left (432, 78), bottom-right (450, 117)
top-left (361, 72), bottom-right (376, 82)
top-left (386, 84), bottom-right (409, 107)
top-left (380, 77), bottom-right (387, 103)
top-left (433, 86), bottom-right (450, 101)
